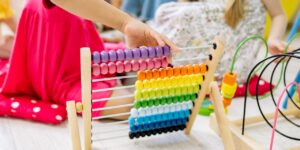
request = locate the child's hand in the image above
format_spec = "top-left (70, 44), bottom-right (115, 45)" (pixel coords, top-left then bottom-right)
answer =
top-left (268, 38), bottom-right (292, 55)
top-left (123, 18), bottom-right (178, 51)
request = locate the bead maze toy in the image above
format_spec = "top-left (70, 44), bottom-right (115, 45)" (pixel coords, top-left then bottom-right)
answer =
top-left (209, 35), bottom-right (300, 149)
top-left (66, 37), bottom-right (237, 150)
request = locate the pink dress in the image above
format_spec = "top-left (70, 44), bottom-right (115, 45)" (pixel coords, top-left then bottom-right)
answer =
top-left (0, 0), bottom-right (116, 124)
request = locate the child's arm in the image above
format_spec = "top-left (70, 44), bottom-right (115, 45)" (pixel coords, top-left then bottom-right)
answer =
top-left (50, 0), bottom-right (177, 50)
top-left (262, 0), bottom-right (288, 55)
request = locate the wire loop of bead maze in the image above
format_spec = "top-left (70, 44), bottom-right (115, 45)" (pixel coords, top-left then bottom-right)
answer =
top-left (66, 37), bottom-right (235, 150)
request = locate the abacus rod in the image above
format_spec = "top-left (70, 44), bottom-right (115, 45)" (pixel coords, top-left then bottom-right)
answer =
top-left (173, 56), bottom-right (206, 62)
top-left (92, 94), bottom-right (134, 102)
top-left (92, 103), bottom-right (134, 112)
top-left (92, 127), bottom-right (129, 135)
top-left (178, 45), bottom-right (212, 50)
top-left (92, 135), bottom-right (128, 142)
top-left (92, 120), bottom-right (129, 127)
top-left (92, 74), bottom-right (137, 82)
top-left (92, 85), bottom-right (135, 93)
top-left (92, 112), bottom-right (130, 120)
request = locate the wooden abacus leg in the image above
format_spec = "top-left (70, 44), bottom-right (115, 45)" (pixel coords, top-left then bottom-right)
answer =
top-left (67, 101), bottom-right (82, 150)
top-left (185, 36), bottom-right (225, 134)
top-left (209, 82), bottom-right (235, 150)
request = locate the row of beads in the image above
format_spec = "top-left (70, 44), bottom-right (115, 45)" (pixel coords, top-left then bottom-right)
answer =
top-left (137, 64), bottom-right (208, 80)
top-left (134, 93), bottom-right (197, 108)
top-left (92, 57), bottom-right (168, 76)
top-left (129, 110), bottom-right (191, 127)
top-left (129, 124), bottom-right (186, 139)
top-left (135, 84), bottom-right (200, 101)
top-left (221, 72), bottom-right (238, 107)
top-left (135, 74), bottom-right (204, 90)
top-left (130, 101), bottom-right (193, 118)
top-left (129, 118), bottom-right (188, 133)
top-left (92, 46), bottom-right (170, 64)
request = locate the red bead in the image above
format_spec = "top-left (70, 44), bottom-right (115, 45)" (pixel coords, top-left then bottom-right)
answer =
top-left (116, 61), bottom-right (124, 73)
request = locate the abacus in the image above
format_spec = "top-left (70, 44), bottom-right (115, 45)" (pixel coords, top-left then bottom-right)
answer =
top-left (67, 37), bottom-right (234, 150)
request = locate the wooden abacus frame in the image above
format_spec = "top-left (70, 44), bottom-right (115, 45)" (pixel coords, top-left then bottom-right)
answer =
top-left (66, 37), bottom-right (237, 150)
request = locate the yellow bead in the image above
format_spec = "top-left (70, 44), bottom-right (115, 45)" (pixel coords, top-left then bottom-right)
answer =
top-left (155, 88), bottom-right (162, 97)
top-left (170, 76), bottom-right (177, 87)
top-left (177, 76), bottom-right (184, 86)
top-left (163, 78), bottom-right (171, 87)
top-left (149, 79), bottom-right (156, 89)
top-left (181, 86), bottom-right (187, 95)
top-left (156, 78), bottom-right (163, 88)
top-left (193, 84), bottom-right (199, 93)
top-left (196, 74), bottom-right (203, 84)
top-left (149, 89), bottom-right (156, 98)
top-left (221, 82), bottom-right (237, 99)
top-left (175, 87), bottom-right (181, 95)
top-left (190, 74), bottom-right (198, 84)
top-left (135, 80), bottom-right (143, 90)
top-left (169, 87), bottom-right (175, 96)
top-left (188, 85), bottom-right (194, 93)
top-left (183, 76), bottom-right (190, 85)
top-left (142, 89), bottom-right (149, 99)
top-left (208, 104), bottom-right (214, 110)
top-left (135, 90), bottom-right (142, 101)
top-left (162, 89), bottom-right (169, 97)
top-left (143, 80), bottom-right (150, 89)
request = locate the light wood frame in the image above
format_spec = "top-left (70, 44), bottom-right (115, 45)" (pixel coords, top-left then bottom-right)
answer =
top-left (66, 37), bottom-right (237, 150)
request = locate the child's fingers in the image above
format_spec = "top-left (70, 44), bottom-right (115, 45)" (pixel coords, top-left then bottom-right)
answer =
top-left (161, 35), bottom-right (178, 52)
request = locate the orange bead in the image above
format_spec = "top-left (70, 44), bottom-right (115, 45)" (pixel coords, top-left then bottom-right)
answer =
top-left (145, 70), bottom-right (153, 80)
top-left (193, 64), bottom-right (201, 74)
top-left (166, 67), bottom-right (173, 77)
top-left (187, 65), bottom-right (194, 75)
top-left (137, 71), bottom-right (145, 80)
top-left (173, 67), bottom-right (181, 76)
top-left (200, 64), bottom-right (207, 73)
top-left (223, 71), bottom-right (237, 85)
top-left (159, 68), bottom-right (167, 78)
top-left (152, 69), bottom-right (160, 79)
top-left (180, 66), bottom-right (187, 75)
top-left (223, 98), bottom-right (232, 107)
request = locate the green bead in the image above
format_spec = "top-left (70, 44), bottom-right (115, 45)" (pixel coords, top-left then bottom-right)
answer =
top-left (135, 101), bottom-right (141, 108)
top-left (148, 99), bottom-right (154, 107)
top-left (172, 96), bottom-right (178, 103)
top-left (179, 95), bottom-right (185, 102)
top-left (184, 94), bottom-right (190, 101)
top-left (142, 100), bottom-right (148, 107)
top-left (154, 98), bottom-right (160, 106)
top-left (191, 94), bottom-right (196, 101)
top-left (160, 97), bottom-right (167, 105)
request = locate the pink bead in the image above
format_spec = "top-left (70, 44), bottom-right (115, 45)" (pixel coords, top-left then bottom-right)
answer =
top-left (139, 59), bottom-right (147, 71)
top-left (116, 61), bottom-right (124, 73)
top-left (131, 60), bottom-right (139, 71)
top-left (146, 59), bottom-right (154, 70)
top-left (124, 61), bottom-right (131, 72)
top-left (161, 56), bottom-right (169, 68)
top-left (153, 58), bottom-right (162, 69)
top-left (100, 63), bottom-right (108, 75)
top-left (92, 64), bottom-right (100, 76)
top-left (108, 62), bottom-right (116, 74)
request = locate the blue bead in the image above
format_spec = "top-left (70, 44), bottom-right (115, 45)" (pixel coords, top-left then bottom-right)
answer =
top-left (171, 119), bottom-right (177, 126)
top-left (144, 116), bottom-right (151, 124)
top-left (168, 113), bottom-right (173, 120)
top-left (144, 124), bottom-right (149, 130)
top-left (155, 122), bottom-right (160, 129)
top-left (150, 115), bottom-right (156, 122)
top-left (162, 114), bottom-right (168, 121)
top-left (129, 117), bottom-right (135, 127)
top-left (165, 120), bottom-right (171, 127)
top-left (137, 117), bottom-right (143, 125)
top-left (148, 123), bottom-right (154, 130)
top-left (93, 51), bottom-right (100, 64)
top-left (160, 121), bottom-right (166, 128)
top-left (179, 111), bottom-right (185, 118)
top-left (182, 118), bottom-right (188, 124)
top-left (173, 112), bottom-right (179, 119)
top-left (156, 114), bottom-right (162, 122)
top-left (177, 119), bottom-right (183, 125)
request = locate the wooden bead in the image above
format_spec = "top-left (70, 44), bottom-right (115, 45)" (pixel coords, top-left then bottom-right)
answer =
top-left (76, 102), bottom-right (83, 112)
top-left (159, 68), bottom-right (167, 78)
top-left (180, 66), bottom-right (187, 76)
top-left (187, 65), bottom-right (194, 75)
top-left (145, 70), bottom-right (153, 80)
top-left (152, 69), bottom-right (160, 79)
top-left (200, 64), bottom-right (207, 73)
top-left (173, 67), bottom-right (181, 76)
top-left (166, 67), bottom-right (173, 77)
top-left (137, 71), bottom-right (146, 80)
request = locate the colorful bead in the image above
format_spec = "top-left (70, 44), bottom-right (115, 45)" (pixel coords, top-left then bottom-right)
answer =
top-left (181, 86), bottom-right (187, 95)
top-left (193, 64), bottom-right (201, 73)
top-left (100, 51), bottom-right (109, 63)
top-left (140, 47), bottom-right (149, 59)
top-left (221, 82), bottom-right (237, 99)
top-left (135, 80), bottom-right (143, 90)
top-left (153, 58), bottom-right (162, 69)
top-left (124, 61), bottom-right (131, 72)
top-left (148, 47), bottom-right (156, 58)
top-left (130, 108), bottom-right (138, 118)
top-left (159, 68), bottom-right (167, 78)
top-left (92, 64), bottom-right (100, 76)
top-left (108, 62), bottom-right (116, 74)
top-left (145, 70), bottom-right (152, 80)
top-left (116, 61), bottom-right (124, 73)
top-left (180, 66), bottom-right (188, 75)
top-left (166, 67), bottom-right (173, 77)
top-left (170, 76), bottom-right (177, 87)
top-left (139, 59), bottom-right (147, 71)
top-left (161, 57), bottom-right (168, 68)
top-left (163, 45), bottom-right (170, 56)
top-left (169, 87), bottom-right (175, 96)
top-left (132, 48), bottom-right (141, 60)
top-left (109, 50), bottom-right (117, 62)
top-left (187, 65), bottom-right (194, 74)
top-left (223, 72), bottom-right (237, 85)
top-left (100, 63), bottom-right (108, 75)
top-left (173, 67), bottom-right (181, 76)
top-left (152, 69), bottom-right (160, 79)
top-left (93, 51), bottom-right (100, 64)
top-left (156, 78), bottom-right (163, 88)
top-left (150, 79), bottom-right (157, 88)
top-left (116, 49), bottom-right (125, 61)
top-left (137, 71), bottom-right (146, 80)
top-left (143, 80), bottom-right (151, 89)
top-left (200, 64), bottom-right (207, 73)
top-left (146, 59), bottom-right (154, 70)
top-left (135, 90), bottom-right (142, 100)
top-left (131, 60), bottom-right (139, 71)
top-left (142, 89), bottom-right (149, 99)
top-left (155, 46), bottom-right (163, 57)
top-left (125, 49), bottom-right (133, 60)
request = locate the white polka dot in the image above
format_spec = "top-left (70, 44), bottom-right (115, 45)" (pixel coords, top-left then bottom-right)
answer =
top-left (51, 104), bottom-right (59, 109)
top-left (259, 80), bottom-right (265, 85)
top-left (0, 71), bottom-right (3, 75)
top-left (55, 115), bottom-right (62, 121)
top-left (33, 107), bottom-right (41, 113)
top-left (11, 102), bottom-right (19, 109)
top-left (5, 64), bottom-right (9, 68)
top-left (10, 97), bottom-right (15, 101)
top-left (239, 85), bottom-right (244, 88)
top-left (11, 109), bottom-right (16, 113)
top-left (31, 100), bottom-right (37, 104)
top-left (32, 114), bottom-right (36, 118)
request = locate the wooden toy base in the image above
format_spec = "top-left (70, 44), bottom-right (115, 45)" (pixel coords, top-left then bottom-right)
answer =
top-left (209, 100), bottom-right (300, 150)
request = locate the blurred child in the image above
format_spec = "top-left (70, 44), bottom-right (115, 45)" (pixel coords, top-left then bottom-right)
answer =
top-left (0, 0), bottom-right (176, 124)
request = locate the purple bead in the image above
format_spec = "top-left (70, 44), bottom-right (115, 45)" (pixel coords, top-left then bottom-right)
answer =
top-left (117, 49), bottom-right (125, 61)
top-left (93, 51), bottom-right (100, 64)
top-left (140, 47), bottom-right (148, 59)
top-left (162, 45), bottom-right (170, 56)
top-left (155, 46), bottom-right (163, 57)
top-left (109, 50), bottom-right (117, 62)
top-left (100, 51), bottom-right (109, 63)
top-left (125, 49), bottom-right (133, 60)
top-left (148, 47), bottom-right (155, 58)
top-left (132, 48), bottom-right (141, 60)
